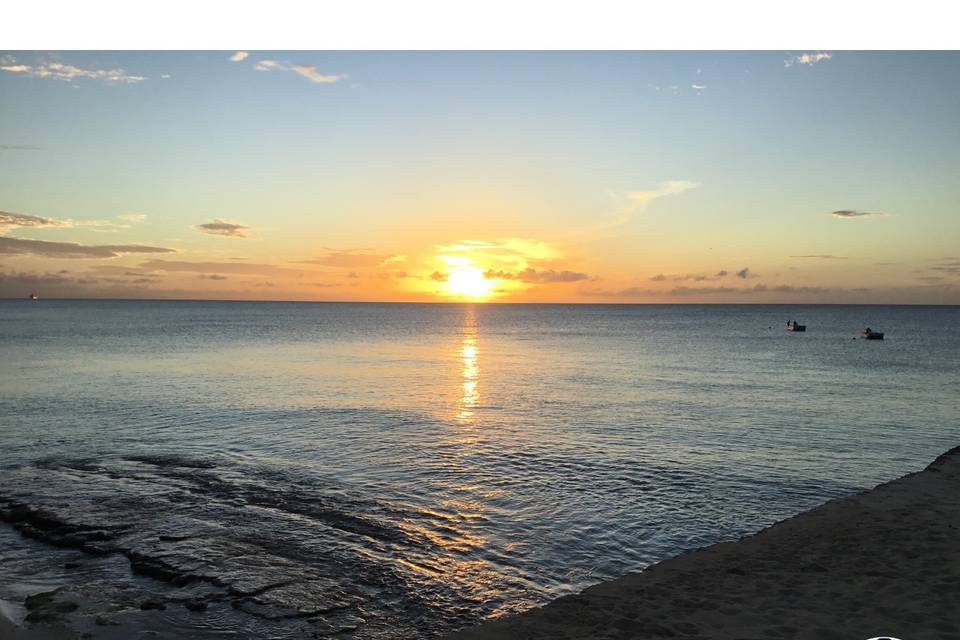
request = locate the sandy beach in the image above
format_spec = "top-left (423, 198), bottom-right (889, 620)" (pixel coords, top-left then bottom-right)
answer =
top-left (453, 445), bottom-right (960, 640)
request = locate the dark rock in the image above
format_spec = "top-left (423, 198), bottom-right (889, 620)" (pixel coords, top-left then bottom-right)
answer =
top-left (95, 614), bottom-right (119, 626)
top-left (140, 599), bottom-right (167, 611)
top-left (185, 599), bottom-right (208, 612)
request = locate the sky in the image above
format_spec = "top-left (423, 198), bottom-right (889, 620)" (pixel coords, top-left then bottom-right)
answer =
top-left (1, 50), bottom-right (958, 303)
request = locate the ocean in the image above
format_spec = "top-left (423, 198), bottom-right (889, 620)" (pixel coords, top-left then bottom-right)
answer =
top-left (1, 300), bottom-right (957, 638)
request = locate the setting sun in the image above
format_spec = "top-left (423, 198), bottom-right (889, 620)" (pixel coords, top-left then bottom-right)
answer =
top-left (446, 267), bottom-right (495, 299)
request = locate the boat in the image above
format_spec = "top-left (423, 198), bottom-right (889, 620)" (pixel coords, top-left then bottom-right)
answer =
top-left (787, 321), bottom-right (806, 332)
top-left (29, 292), bottom-right (38, 301)
top-left (861, 328), bottom-right (884, 340)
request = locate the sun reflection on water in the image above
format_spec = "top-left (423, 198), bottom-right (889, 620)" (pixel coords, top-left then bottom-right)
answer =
top-left (456, 312), bottom-right (480, 424)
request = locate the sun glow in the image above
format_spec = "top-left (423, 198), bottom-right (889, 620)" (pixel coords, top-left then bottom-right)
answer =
top-left (445, 266), bottom-right (495, 300)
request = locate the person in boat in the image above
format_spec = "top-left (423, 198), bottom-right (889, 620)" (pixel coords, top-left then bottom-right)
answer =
top-left (865, 327), bottom-right (871, 335)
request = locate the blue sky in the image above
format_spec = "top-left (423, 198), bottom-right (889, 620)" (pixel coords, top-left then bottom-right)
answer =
top-left (1, 51), bottom-right (958, 301)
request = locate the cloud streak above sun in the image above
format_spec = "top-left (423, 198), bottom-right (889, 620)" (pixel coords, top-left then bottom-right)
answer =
top-left (483, 268), bottom-right (590, 283)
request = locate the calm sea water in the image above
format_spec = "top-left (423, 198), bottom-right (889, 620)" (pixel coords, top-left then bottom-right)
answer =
top-left (1, 301), bottom-right (958, 638)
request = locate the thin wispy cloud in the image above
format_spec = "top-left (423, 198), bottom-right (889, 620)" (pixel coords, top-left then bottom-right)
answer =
top-left (2, 210), bottom-right (147, 233)
top-left (930, 260), bottom-right (960, 275)
top-left (194, 220), bottom-right (251, 238)
top-left (291, 65), bottom-right (341, 84)
top-left (790, 254), bottom-right (848, 259)
top-left (0, 236), bottom-right (174, 259)
top-left (295, 249), bottom-right (395, 268)
top-left (0, 55), bottom-right (146, 84)
top-left (483, 268), bottom-right (589, 284)
top-left (139, 259), bottom-right (298, 276)
top-left (0, 211), bottom-right (66, 231)
top-left (229, 51), bottom-right (249, 62)
top-left (785, 52), bottom-right (833, 68)
top-left (830, 210), bottom-right (883, 219)
top-left (628, 180), bottom-right (699, 210)
top-left (0, 144), bottom-right (41, 151)
top-left (253, 59), bottom-right (343, 84)
top-left (584, 283), bottom-right (828, 297)
top-left (651, 272), bottom-right (710, 282)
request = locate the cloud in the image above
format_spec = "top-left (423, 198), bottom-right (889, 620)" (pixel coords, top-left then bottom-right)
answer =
top-left (484, 268), bottom-right (589, 284)
top-left (0, 210), bottom-right (66, 231)
top-left (0, 236), bottom-right (174, 259)
top-left (785, 52), bottom-right (833, 68)
top-left (198, 274), bottom-right (228, 280)
top-left (229, 51), bottom-right (249, 62)
top-left (650, 271), bottom-right (728, 282)
top-left (194, 219), bottom-right (251, 238)
top-left (0, 144), bottom-right (41, 151)
top-left (628, 180), bottom-right (699, 209)
top-left (589, 180), bottom-right (699, 233)
top-left (583, 283), bottom-right (829, 298)
top-left (295, 249), bottom-right (395, 268)
top-left (790, 254), bottom-right (848, 259)
top-left (735, 267), bottom-right (752, 279)
top-left (0, 55), bottom-right (146, 84)
top-left (254, 59), bottom-right (342, 84)
top-left (430, 271), bottom-right (447, 282)
top-left (830, 210), bottom-right (882, 219)
top-left (291, 65), bottom-right (341, 84)
top-left (930, 260), bottom-right (960, 275)
top-left (139, 259), bottom-right (298, 276)
top-left (2, 209), bottom-right (148, 232)
top-left (747, 284), bottom-right (828, 294)
top-left (691, 84), bottom-right (706, 93)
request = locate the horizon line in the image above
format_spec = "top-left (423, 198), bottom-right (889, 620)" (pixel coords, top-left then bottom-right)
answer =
top-left (2, 297), bottom-right (958, 307)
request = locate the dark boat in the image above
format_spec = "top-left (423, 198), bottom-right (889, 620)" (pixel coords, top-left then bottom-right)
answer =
top-left (787, 321), bottom-right (806, 332)
top-left (861, 328), bottom-right (884, 340)
top-left (29, 292), bottom-right (38, 301)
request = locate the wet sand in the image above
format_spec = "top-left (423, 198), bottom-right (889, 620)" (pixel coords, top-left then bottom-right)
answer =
top-left (452, 446), bottom-right (960, 640)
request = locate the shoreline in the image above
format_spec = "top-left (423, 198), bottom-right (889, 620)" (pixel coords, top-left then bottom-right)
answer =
top-left (4, 447), bottom-right (958, 639)
top-left (451, 446), bottom-right (960, 639)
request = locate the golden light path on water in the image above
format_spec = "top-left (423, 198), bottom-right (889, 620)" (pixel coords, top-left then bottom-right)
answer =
top-left (457, 326), bottom-right (480, 424)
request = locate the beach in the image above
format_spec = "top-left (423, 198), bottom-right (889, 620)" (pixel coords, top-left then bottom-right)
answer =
top-left (452, 445), bottom-right (960, 639)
